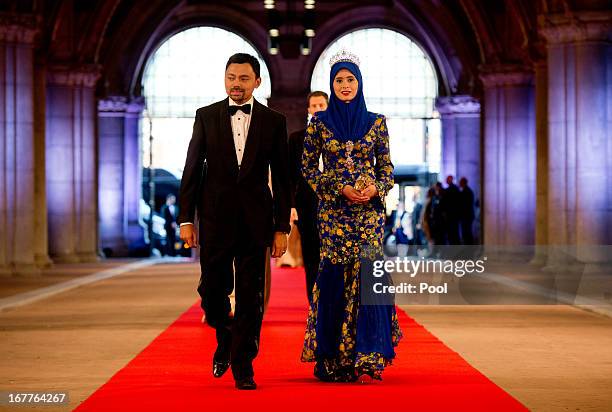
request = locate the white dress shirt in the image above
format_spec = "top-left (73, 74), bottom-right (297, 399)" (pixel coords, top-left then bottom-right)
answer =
top-left (229, 95), bottom-right (254, 168)
top-left (180, 96), bottom-right (254, 228)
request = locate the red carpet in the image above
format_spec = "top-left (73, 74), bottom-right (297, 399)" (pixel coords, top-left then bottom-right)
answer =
top-left (76, 266), bottom-right (527, 411)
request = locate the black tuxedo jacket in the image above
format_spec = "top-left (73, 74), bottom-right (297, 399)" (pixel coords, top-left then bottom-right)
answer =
top-left (178, 98), bottom-right (291, 247)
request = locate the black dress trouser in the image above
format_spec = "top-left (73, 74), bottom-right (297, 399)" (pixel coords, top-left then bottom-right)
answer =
top-left (197, 216), bottom-right (266, 381)
top-left (296, 203), bottom-right (320, 303)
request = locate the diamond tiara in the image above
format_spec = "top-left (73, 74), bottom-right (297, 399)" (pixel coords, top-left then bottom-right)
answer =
top-left (329, 49), bottom-right (360, 67)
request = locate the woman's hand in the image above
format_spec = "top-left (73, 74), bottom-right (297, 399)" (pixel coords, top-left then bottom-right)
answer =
top-left (360, 184), bottom-right (378, 200)
top-left (342, 185), bottom-right (369, 203)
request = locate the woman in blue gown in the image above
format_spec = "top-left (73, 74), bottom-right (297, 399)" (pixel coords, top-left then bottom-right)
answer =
top-left (300, 50), bottom-right (402, 382)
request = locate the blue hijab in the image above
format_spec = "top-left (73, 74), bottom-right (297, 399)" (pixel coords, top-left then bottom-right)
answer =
top-left (316, 61), bottom-right (377, 142)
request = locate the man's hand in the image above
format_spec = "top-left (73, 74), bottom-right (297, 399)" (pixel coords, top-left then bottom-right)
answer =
top-left (271, 232), bottom-right (288, 258)
top-left (180, 224), bottom-right (198, 248)
top-left (342, 185), bottom-right (369, 204)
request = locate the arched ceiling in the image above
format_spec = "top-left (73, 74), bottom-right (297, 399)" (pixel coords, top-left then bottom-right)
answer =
top-left (3, 0), bottom-right (607, 97)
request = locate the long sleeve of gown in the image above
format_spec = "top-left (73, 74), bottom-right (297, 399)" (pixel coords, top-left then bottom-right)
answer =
top-left (374, 116), bottom-right (394, 199)
top-left (301, 120), bottom-right (347, 201)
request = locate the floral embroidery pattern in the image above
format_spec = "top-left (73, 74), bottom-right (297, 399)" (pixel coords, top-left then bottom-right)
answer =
top-left (301, 115), bottom-right (394, 264)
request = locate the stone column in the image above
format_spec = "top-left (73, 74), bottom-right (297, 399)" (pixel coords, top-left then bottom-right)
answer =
top-left (540, 12), bottom-right (612, 269)
top-left (33, 54), bottom-right (53, 269)
top-left (98, 96), bottom-right (145, 257)
top-left (46, 66), bottom-right (100, 263)
top-left (480, 69), bottom-right (536, 247)
top-left (0, 14), bottom-right (43, 276)
top-left (435, 95), bottom-right (482, 201)
top-left (531, 60), bottom-right (550, 265)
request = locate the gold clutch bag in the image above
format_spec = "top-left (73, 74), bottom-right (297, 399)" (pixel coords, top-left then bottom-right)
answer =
top-left (354, 173), bottom-right (375, 191)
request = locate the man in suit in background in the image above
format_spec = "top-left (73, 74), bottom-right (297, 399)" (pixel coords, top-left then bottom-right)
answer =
top-left (178, 53), bottom-right (291, 390)
top-left (458, 177), bottom-right (475, 245)
top-left (161, 194), bottom-right (178, 256)
top-left (288, 91), bottom-right (328, 303)
top-left (444, 175), bottom-right (461, 246)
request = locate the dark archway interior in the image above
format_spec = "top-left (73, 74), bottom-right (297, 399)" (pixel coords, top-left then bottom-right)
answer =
top-left (0, 0), bottom-right (610, 266)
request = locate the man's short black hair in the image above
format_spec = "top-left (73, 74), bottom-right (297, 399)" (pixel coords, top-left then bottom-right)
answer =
top-left (307, 91), bottom-right (329, 106)
top-left (226, 53), bottom-right (261, 79)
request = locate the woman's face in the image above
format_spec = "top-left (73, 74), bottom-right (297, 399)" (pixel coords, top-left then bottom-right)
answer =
top-left (333, 68), bottom-right (358, 103)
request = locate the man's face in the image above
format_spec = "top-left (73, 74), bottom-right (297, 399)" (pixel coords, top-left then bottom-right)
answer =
top-left (168, 195), bottom-right (176, 205)
top-left (307, 95), bottom-right (328, 116)
top-left (225, 63), bottom-right (261, 104)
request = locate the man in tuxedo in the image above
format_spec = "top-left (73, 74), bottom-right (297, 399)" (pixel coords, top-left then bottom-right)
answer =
top-left (288, 91), bottom-right (328, 303)
top-left (178, 53), bottom-right (290, 390)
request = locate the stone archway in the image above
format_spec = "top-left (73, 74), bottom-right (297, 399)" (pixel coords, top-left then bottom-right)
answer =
top-left (95, 2), bottom-right (488, 255)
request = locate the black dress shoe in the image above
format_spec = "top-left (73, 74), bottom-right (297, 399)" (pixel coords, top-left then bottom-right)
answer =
top-left (235, 377), bottom-right (257, 390)
top-left (212, 359), bottom-right (230, 378)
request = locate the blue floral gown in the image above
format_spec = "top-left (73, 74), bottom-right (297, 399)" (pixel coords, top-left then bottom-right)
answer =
top-left (300, 113), bottom-right (402, 381)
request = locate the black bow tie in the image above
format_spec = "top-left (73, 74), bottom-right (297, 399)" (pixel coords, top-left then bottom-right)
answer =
top-left (229, 104), bottom-right (251, 115)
